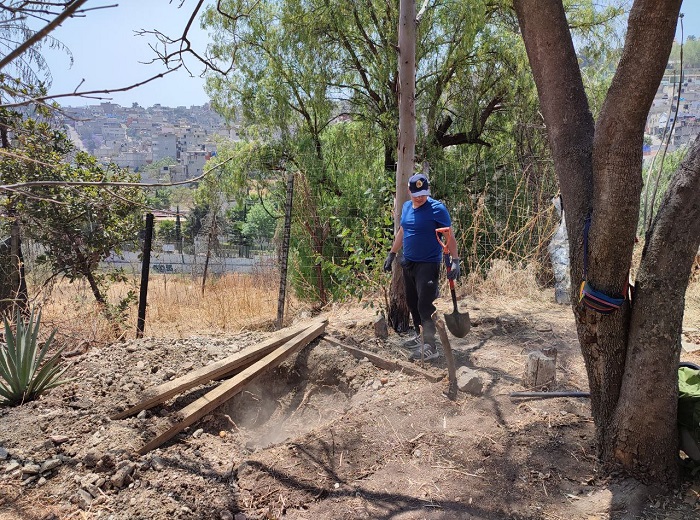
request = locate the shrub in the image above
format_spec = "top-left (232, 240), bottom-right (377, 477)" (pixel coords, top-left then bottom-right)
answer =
top-left (0, 308), bottom-right (71, 406)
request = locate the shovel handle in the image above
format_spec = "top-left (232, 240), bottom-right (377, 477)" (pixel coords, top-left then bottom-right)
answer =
top-left (437, 227), bottom-right (460, 312)
top-left (447, 268), bottom-right (459, 312)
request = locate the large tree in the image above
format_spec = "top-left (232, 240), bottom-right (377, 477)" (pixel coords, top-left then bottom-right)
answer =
top-left (514, 0), bottom-right (700, 486)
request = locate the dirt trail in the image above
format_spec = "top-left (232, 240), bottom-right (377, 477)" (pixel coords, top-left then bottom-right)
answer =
top-left (1, 297), bottom-right (699, 520)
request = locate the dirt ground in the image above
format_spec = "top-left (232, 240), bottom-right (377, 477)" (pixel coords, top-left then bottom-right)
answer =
top-left (2, 293), bottom-right (700, 520)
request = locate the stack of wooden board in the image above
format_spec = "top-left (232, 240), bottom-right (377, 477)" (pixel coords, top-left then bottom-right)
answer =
top-left (111, 318), bottom-right (328, 454)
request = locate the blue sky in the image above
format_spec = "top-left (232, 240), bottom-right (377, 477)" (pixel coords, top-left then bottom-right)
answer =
top-left (41, 1), bottom-right (700, 109)
top-left (677, 1), bottom-right (700, 40)
top-left (44, 0), bottom-right (212, 108)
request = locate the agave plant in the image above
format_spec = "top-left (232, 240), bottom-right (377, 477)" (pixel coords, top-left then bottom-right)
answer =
top-left (0, 308), bottom-right (71, 406)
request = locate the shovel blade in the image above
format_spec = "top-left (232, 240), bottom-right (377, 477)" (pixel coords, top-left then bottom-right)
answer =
top-left (445, 310), bottom-right (470, 338)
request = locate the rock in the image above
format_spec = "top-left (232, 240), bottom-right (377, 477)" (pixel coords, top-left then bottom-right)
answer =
top-left (137, 410), bottom-right (148, 419)
top-left (110, 462), bottom-right (136, 489)
top-left (682, 341), bottom-right (700, 353)
top-left (373, 315), bottom-right (388, 339)
top-left (84, 483), bottom-right (101, 498)
top-left (456, 366), bottom-right (484, 396)
top-left (220, 511), bottom-right (234, 520)
top-left (69, 399), bottom-right (93, 410)
top-left (0, 447), bottom-right (8, 460)
top-left (83, 450), bottom-right (100, 468)
top-left (49, 435), bottom-right (70, 445)
top-left (151, 456), bottom-right (166, 471)
top-left (5, 460), bottom-right (21, 473)
top-left (75, 488), bottom-right (94, 508)
top-left (21, 463), bottom-right (41, 475)
top-left (192, 428), bottom-right (204, 438)
top-left (40, 458), bottom-right (62, 473)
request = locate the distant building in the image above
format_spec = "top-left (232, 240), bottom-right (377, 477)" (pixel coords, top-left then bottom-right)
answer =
top-left (114, 150), bottom-right (150, 170)
top-left (153, 132), bottom-right (178, 162)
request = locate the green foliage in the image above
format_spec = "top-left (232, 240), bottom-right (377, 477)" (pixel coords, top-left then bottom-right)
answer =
top-left (287, 122), bottom-right (393, 301)
top-left (157, 220), bottom-right (177, 242)
top-left (670, 37), bottom-right (700, 68)
top-left (641, 147), bottom-right (689, 233)
top-left (17, 154), bottom-right (143, 282)
top-left (0, 308), bottom-right (71, 407)
top-left (242, 202), bottom-right (277, 247)
top-left (0, 111), bottom-right (145, 315)
top-left (184, 203), bottom-right (210, 242)
top-left (200, 0), bottom-right (622, 304)
top-left (145, 188), bottom-right (172, 210)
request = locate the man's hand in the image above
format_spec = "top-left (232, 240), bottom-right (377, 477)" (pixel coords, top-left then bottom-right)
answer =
top-left (447, 258), bottom-right (461, 280)
top-left (383, 252), bottom-right (397, 272)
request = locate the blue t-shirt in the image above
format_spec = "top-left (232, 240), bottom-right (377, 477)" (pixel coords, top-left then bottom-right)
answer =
top-left (400, 197), bottom-right (451, 263)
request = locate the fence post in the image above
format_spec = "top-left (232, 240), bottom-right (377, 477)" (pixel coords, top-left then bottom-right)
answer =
top-left (276, 172), bottom-right (294, 329)
top-left (136, 213), bottom-right (154, 338)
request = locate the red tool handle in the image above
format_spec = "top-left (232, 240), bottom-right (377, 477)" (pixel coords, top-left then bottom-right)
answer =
top-left (435, 227), bottom-right (458, 301)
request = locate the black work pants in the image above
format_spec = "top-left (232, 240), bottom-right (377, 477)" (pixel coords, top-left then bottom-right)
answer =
top-left (401, 260), bottom-right (440, 346)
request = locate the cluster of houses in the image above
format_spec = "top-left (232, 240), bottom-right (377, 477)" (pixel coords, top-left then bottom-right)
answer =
top-left (61, 64), bottom-right (700, 181)
top-left (61, 102), bottom-right (240, 182)
top-left (645, 66), bottom-right (700, 158)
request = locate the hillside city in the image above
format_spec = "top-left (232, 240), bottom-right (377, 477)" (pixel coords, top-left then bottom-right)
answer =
top-left (61, 102), bottom-right (240, 183)
top-left (646, 66), bottom-right (700, 156)
top-left (59, 67), bottom-right (700, 183)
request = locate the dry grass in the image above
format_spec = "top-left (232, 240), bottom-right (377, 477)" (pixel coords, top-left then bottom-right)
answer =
top-left (463, 258), bottom-right (554, 305)
top-left (27, 257), bottom-right (700, 351)
top-left (142, 269), bottom-right (281, 335)
top-left (34, 267), bottom-right (287, 347)
top-left (684, 279), bottom-right (700, 330)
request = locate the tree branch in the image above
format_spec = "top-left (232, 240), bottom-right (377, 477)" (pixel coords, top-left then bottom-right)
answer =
top-left (0, 156), bottom-right (234, 191)
top-left (0, 66), bottom-right (183, 108)
top-left (0, 0), bottom-right (90, 72)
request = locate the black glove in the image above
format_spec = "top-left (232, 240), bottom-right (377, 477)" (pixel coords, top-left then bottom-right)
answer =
top-left (383, 252), bottom-right (397, 272)
top-left (447, 258), bottom-right (461, 280)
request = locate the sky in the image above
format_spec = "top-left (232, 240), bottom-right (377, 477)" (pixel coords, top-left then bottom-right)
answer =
top-left (38, 1), bottom-right (700, 110)
top-left (42, 0), bottom-right (213, 108)
top-left (677, 1), bottom-right (700, 40)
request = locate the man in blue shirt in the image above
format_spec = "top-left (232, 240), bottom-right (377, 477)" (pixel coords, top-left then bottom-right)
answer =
top-left (383, 173), bottom-right (460, 361)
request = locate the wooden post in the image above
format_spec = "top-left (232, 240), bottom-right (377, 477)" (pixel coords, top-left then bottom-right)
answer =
top-left (201, 212), bottom-right (216, 296)
top-left (136, 213), bottom-right (154, 338)
top-left (175, 206), bottom-right (182, 255)
top-left (434, 314), bottom-right (458, 400)
top-left (523, 348), bottom-right (557, 388)
top-left (276, 172), bottom-right (294, 330)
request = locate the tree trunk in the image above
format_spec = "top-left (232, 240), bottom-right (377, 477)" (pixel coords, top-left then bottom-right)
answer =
top-left (514, 0), bottom-right (691, 486)
top-left (612, 136), bottom-right (700, 482)
top-left (388, 0), bottom-right (417, 334)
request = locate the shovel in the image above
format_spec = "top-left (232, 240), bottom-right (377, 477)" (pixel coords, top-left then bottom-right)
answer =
top-left (435, 227), bottom-right (471, 338)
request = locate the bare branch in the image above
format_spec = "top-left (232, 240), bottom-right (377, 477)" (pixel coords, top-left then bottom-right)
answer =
top-left (0, 0), bottom-right (90, 72)
top-left (0, 66), bottom-right (183, 108)
top-left (0, 156), bottom-right (235, 191)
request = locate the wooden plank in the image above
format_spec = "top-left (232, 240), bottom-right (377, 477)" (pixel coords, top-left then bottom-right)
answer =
top-left (434, 315), bottom-right (457, 400)
top-left (321, 335), bottom-right (443, 383)
top-left (111, 318), bottom-right (325, 420)
top-left (137, 319), bottom-right (328, 454)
